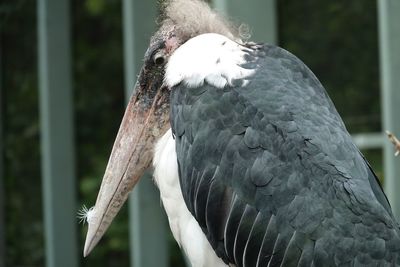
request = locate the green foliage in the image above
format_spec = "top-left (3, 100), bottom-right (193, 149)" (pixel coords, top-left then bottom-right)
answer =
top-left (2, 0), bottom-right (44, 266)
top-left (85, 0), bottom-right (106, 16)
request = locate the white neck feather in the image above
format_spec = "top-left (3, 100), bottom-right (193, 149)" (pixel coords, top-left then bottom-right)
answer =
top-left (153, 130), bottom-right (230, 267)
top-left (165, 33), bottom-right (254, 89)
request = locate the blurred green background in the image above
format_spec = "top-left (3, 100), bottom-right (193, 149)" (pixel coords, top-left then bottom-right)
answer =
top-left (0, 0), bottom-right (386, 266)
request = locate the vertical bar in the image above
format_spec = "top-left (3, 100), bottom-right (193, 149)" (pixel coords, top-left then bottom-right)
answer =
top-left (37, 0), bottom-right (78, 266)
top-left (122, 1), bottom-right (168, 266)
top-left (212, 0), bottom-right (277, 44)
top-left (0, 35), bottom-right (5, 267)
top-left (378, 0), bottom-right (400, 219)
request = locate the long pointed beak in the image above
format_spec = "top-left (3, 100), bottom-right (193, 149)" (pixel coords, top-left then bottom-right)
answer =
top-left (83, 68), bottom-right (170, 257)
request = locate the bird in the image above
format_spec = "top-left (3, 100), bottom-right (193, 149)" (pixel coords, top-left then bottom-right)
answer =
top-left (82, 0), bottom-right (400, 266)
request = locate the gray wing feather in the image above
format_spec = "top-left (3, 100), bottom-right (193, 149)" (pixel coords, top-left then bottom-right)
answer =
top-left (170, 43), bottom-right (400, 266)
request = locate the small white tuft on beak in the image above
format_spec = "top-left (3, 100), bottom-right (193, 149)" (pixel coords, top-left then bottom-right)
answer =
top-left (77, 205), bottom-right (96, 225)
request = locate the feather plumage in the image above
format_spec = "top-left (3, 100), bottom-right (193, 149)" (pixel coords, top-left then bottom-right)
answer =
top-left (166, 34), bottom-right (400, 266)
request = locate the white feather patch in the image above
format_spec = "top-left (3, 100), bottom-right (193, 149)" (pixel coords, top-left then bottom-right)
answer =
top-left (77, 205), bottom-right (96, 225)
top-left (165, 33), bottom-right (254, 89)
top-left (153, 130), bottom-right (230, 267)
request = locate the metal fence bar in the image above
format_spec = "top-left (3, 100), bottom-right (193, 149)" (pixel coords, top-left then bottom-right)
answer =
top-left (378, 0), bottom-right (400, 219)
top-left (122, 1), bottom-right (169, 266)
top-left (37, 0), bottom-right (78, 266)
top-left (212, 0), bottom-right (277, 44)
top-left (352, 132), bottom-right (384, 150)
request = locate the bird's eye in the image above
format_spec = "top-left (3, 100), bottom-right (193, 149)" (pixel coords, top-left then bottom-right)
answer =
top-left (153, 51), bottom-right (166, 65)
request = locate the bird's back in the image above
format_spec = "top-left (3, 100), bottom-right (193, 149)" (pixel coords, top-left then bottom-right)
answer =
top-left (170, 40), bottom-right (400, 266)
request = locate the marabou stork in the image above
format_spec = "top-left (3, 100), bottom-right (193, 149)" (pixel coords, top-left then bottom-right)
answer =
top-left (82, 0), bottom-right (400, 266)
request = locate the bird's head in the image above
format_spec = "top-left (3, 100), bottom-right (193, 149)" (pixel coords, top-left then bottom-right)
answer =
top-left (82, 0), bottom-right (238, 257)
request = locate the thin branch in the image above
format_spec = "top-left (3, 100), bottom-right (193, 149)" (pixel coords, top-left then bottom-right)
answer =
top-left (386, 131), bottom-right (400, 156)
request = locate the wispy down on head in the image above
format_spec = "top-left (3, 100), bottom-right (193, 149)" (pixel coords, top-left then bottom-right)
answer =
top-left (159, 0), bottom-right (240, 43)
